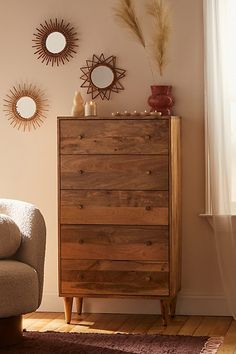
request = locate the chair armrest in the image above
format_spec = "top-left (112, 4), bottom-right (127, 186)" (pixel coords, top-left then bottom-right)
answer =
top-left (0, 198), bottom-right (46, 307)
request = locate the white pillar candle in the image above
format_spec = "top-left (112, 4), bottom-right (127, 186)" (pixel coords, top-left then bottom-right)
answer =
top-left (84, 101), bottom-right (97, 117)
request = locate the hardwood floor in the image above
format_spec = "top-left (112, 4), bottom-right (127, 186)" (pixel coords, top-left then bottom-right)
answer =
top-left (23, 312), bottom-right (236, 353)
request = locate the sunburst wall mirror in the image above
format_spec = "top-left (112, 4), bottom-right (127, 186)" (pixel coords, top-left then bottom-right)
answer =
top-left (32, 18), bottom-right (79, 66)
top-left (3, 84), bottom-right (49, 131)
top-left (80, 53), bottom-right (126, 100)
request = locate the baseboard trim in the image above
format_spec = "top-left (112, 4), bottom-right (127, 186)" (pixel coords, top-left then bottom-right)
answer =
top-left (38, 293), bottom-right (230, 316)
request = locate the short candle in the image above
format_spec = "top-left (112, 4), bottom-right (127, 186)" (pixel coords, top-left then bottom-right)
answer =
top-left (85, 101), bottom-right (97, 117)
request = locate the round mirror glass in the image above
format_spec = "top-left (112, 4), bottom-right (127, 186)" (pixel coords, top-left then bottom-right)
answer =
top-left (91, 65), bottom-right (115, 89)
top-left (46, 31), bottom-right (66, 54)
top-left (16, 97), bottom-right (37, 119)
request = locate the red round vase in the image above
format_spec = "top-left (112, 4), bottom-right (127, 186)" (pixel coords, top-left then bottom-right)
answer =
top-left (148, 85), bottom-right (174, 115)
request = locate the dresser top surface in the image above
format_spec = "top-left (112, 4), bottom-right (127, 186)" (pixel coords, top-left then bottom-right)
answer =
top-left (58, 115), bottom-right (180, 121)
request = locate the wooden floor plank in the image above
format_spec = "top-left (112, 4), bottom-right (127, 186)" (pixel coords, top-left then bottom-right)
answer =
top-left (115, 314), bottom-right (145, 334)
top-left (69, 313), bottom-right (112, 333)
top-left (161, 316), bottom-right (188, 335)
top-left (23, 312), bottom-right (59, 330)
top-left (36, 313), bottom-right (66, 332)
top-left (57, 313), bottom-right (93, 333)
top-left (146, 316), bottom-right (164, 334)
top-left (217, 320), bottom-right (236, 354)
top-left (194, 316), bottom-right (221, 336)
top-left (25, 313), bottom-right (63, 331)
top-left (102, 314), bottom-right (129, 333)
top-left (178, 316), bottom-right (203, 336)
top-left (131, 315), bottom-right (159, 334)
top-left (208, 317), bottom-right (232, 337)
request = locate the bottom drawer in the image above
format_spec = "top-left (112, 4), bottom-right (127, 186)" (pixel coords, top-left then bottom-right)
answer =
top-left (60, 259), bottom-right (169, 296)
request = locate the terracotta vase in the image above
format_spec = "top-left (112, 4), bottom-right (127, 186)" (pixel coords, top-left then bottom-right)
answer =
top-left (148, 85), bottom-right (174, 115)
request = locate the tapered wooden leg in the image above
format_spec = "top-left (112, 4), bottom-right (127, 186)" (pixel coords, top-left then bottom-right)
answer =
top-left (169, 297), bottom-right (177, 318)
top-left (160, 299), bottom-right (169, 326)
top-left (64, 297), bottom-right (73, 324)
top-left (75, 297), bottom-right (83, 315)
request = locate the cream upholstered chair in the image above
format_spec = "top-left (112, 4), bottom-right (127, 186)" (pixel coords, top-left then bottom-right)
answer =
top-left (0, 199), bottom-right (46, 346)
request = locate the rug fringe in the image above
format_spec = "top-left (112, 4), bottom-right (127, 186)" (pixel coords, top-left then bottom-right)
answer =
top-left (200, 337), bottom-right (224, 354)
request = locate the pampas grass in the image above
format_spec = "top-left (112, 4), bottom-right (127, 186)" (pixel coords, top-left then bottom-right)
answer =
top-left (113, 0), bottom-right (170, 78)
top-left (147, 0), bottom-right (170, 76)
top-left (113, 0), bottom-right (146, 48)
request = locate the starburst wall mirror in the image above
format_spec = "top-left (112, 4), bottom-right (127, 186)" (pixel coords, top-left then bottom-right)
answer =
top-left (3, 84), bottom-right (49, 131)
top-left (32, 18), bottom-right (79, 66)
top-left (80, 54), bottom-right (126, 100)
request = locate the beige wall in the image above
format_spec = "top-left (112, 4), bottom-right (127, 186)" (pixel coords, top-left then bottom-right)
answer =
top-left (0, 0), bottom-right (227, 315)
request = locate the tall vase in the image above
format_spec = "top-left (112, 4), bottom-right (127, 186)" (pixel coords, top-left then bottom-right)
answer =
top-left (148, 85), bottom-right (174, 115)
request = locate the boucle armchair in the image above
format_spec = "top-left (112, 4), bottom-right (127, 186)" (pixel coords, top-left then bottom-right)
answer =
top-left (0, 199), bottom-right (46, 346)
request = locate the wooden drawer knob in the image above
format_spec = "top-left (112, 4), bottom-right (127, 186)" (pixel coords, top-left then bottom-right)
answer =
top-left (79, 170), bottom-right (84, 174)
top-left (146, 170), bottom-right (152, 175)
top-left (146, 276), bottom-right (151, 282)
top-left (145, 135), bottom-right (151, 140)
top-left (78, 204), bottom-right (83, 209)
top-left (145, 241), bottom-right (152, 246)
top-left (78, 135), bottom-right (84, 140)
top-left (79, 239), bottom-right (84, 244)
top-left (145, 206), bottom-right (151, 211)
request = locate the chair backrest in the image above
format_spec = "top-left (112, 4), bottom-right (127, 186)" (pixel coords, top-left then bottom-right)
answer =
top-left (0, 199), bottom-right (46, 306)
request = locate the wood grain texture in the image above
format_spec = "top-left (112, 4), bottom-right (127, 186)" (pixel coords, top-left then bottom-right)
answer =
top-left (169, 117), bottom-right (182, 296)
top-left (61, 190), bottom-right (168, 207)
top-left (60, 225), bottom-right (169, 261)
top-left (60, 190), bottom-right (168, 225)
top-left (59, 119), bottom-right (169, 155)
top-left (61, 260), bottom-right (169, 296)
top-left (60, 155), bottom-right (168, 190)
top-left (63, 297), bottom-right (73, 324)
top-left (75, 297), bottom-right (83, 315)
top-left (57, 118), bottom-right (62, 299)
top-left (58, 116), bottom-right (168, 121)
top-left (61, 206), bottom-right (168, 225)
top-left (61, 259), bottom-right (169, 272)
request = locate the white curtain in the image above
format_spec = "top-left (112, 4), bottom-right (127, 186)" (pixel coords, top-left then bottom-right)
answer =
top-left (204, 0), bottom-right (236, 318)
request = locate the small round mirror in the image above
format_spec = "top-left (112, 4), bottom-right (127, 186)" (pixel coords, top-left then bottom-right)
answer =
top-left (80, 53), bottom-right (126, 100)
top-left (4, 83), bottom-right (49, 131)
top-left (33, 19), bottom-right (79, 66)
top-left (46, 31), bottom-right (67, 54)
top-left (91, 65), bottom-right (115, 89)
top-left (16, 96), bottom-right (37, 119)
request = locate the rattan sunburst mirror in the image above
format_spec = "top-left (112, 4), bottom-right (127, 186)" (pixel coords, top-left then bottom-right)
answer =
top-left (3, 84), bottom-right (49, 131)
top-left (32, 18), bottom-right (79, 66)
top-left (80, 53), bottom-right (126, 100)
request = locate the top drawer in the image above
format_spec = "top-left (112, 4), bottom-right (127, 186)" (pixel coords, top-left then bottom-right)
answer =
top-left (59, 119), bottom-right (169, 155)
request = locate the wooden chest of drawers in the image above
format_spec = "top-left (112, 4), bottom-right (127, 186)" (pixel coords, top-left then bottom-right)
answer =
top-left (58, 116), bottom-right (181, 325)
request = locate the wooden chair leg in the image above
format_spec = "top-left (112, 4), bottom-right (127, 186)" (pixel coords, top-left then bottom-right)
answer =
top-left (75, 297), bottom-right (83, 315)
top-left (160, 299), bottom-right (169, 326)
top-left (64, 297), bottom-right (73, 324)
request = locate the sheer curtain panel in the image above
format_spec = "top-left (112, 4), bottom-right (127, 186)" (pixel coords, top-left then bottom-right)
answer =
top-left (204, 0), bottom-right (236, 318)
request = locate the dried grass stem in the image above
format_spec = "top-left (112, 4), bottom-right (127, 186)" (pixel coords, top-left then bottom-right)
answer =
top-left (113, 0), bottom-right (146, 48)
top-left (147, 0), bottom-right (170, 76)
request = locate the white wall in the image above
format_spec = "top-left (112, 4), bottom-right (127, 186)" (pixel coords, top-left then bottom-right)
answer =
top-left (0, 0), bottom-right (228, 315)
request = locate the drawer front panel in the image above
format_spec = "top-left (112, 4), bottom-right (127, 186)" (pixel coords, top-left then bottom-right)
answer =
top-left (61, 225), bottom-right (169, 261)
top-left (61, 259), bottom-right (169, 296)
top-left (60, 190), bottom-right (168, 225)
top-left (60, 155), bottom-right (168, 190)
top-left (59, 119), bottom-right (169, 155)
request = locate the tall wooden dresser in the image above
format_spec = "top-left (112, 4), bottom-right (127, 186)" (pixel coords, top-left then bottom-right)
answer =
top-left (58, 115), bottom-right (181, 325)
